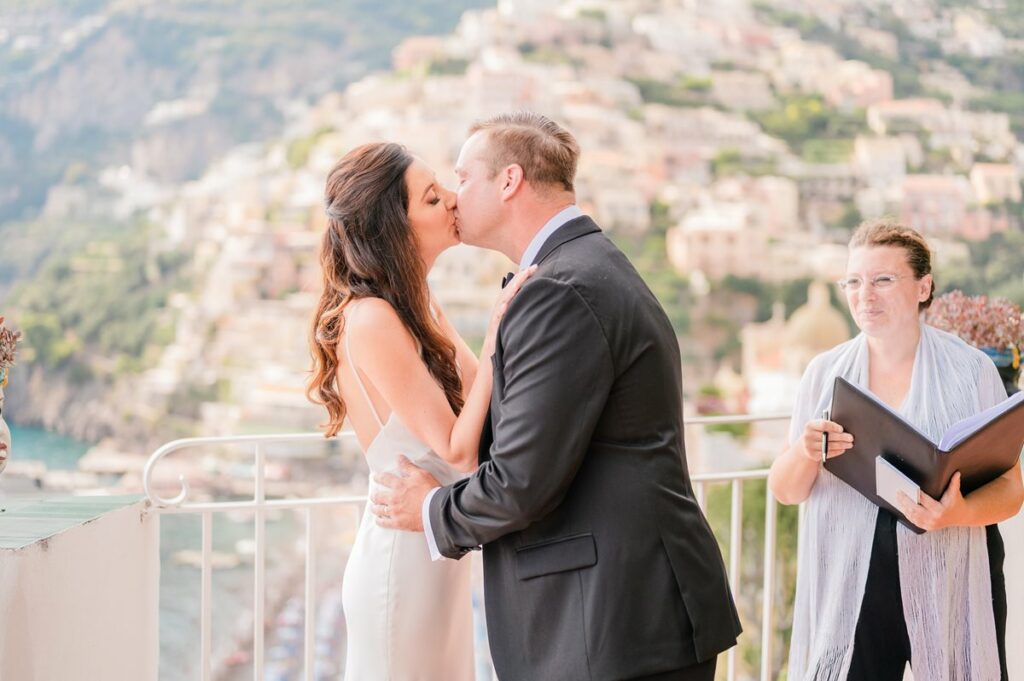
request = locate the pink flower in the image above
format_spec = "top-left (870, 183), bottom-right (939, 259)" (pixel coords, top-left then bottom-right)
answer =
top-left (0, 316), bottom-right (21, 370)
top-left (924, 292), bottom-right (1023, 351)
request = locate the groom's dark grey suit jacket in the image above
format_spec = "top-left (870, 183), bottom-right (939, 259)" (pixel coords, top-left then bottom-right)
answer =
top-left (429, 216), bottom-right (741, 681)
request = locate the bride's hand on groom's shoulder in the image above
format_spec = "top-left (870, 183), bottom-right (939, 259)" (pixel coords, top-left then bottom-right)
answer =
top-left (370, 455), bottom-right (440, 532)
top-left (483, 265), bottom-right (538, 357)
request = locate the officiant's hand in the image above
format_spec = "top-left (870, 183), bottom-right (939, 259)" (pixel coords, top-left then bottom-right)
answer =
top-left (371, 455), bottom-right (440, 532)
top-left (896, 471), bottom-right (966, 531)
top-left (796, 419), bottom-right (853, 462)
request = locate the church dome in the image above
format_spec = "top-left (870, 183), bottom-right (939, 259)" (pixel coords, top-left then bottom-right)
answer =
top-left (784, 281), bottom-right (850, 352)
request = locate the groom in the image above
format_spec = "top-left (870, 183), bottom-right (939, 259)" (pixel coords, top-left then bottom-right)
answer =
top-left (372, 112), bottom-right (741, 681)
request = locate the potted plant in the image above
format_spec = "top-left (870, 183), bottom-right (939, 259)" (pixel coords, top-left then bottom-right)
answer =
top-left (923, 291), bottom-right (1022, 395)
top-left (0, 316), bottom-right (21, 474)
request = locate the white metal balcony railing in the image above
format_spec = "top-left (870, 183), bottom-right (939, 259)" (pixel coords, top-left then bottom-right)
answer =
top-left (142, 413), bottom-right (793, 681)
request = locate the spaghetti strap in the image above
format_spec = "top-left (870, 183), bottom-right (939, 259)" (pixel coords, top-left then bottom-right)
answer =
top-left (344, 301), bottom-right (385, 428)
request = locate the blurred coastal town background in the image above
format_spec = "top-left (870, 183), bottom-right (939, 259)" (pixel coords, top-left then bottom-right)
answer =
top-left (1, 0), bottom-right (1023, 679)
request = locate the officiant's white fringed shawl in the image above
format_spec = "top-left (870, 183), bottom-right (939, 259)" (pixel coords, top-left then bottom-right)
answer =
top-left (787, 323), bottom-right (1007, 681)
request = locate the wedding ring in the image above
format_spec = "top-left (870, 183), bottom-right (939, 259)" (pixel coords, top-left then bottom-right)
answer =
top-left (382, 504), bottom-right (389, 518)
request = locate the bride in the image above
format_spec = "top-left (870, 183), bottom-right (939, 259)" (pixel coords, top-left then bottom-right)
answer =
top-left (307, 141), bottom-right (533, 680)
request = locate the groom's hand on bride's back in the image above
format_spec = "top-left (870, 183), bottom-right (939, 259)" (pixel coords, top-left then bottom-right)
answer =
top-left (371, 455), bottom-right (439, 532)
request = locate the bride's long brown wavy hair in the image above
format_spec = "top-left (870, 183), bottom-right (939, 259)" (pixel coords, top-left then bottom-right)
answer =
top-left (308, 142), bottom-right (463, 437)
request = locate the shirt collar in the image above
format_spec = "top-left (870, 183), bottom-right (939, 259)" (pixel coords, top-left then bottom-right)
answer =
top-left (519, 205), bottom-right (583, 270)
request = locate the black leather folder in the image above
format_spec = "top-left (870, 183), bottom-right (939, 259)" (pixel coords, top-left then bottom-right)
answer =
top-left (825, 376), bottom-right (1024, 533)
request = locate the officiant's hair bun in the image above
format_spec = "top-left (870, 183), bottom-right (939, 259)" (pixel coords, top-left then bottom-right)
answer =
top-left (849, 219), bottom-right (935, 311)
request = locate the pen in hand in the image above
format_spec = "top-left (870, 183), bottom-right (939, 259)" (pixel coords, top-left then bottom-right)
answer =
top-left (821, 409), bottom-right (830, 464)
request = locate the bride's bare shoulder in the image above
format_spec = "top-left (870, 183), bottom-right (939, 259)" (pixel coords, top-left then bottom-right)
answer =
top-left (345, 297), bottom-right (415, 353)
top-left (347, 296), bottom-right (398, 325)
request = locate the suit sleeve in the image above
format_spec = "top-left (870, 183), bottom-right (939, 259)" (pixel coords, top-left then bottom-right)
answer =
top-left (428, 277), bottom-right (615, 558)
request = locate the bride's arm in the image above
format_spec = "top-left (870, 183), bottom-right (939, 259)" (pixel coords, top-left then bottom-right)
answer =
top-left (350, 270), bottom-right (535, 473)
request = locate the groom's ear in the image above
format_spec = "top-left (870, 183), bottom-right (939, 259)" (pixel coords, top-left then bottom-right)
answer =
top-left (500, 164), bottom-right (525, 201)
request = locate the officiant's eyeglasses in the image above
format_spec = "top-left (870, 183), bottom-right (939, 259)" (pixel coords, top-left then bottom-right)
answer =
top-left (836, 274), bottom-right (911, 292)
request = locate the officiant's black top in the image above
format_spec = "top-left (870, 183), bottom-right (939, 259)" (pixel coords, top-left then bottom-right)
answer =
top-left (848, 511), bottom-right (1007, 681)
top-left (429, 216), bottom-right (742, 681)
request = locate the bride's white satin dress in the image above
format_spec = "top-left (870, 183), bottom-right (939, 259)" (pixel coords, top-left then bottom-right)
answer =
top-left (340, 309), bottom-right (475, 681)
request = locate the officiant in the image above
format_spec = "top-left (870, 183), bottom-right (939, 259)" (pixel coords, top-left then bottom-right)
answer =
top-left (768, 219), bottom-right (1023, 681)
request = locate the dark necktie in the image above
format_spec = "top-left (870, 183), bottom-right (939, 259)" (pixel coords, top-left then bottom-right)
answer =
top-left (501, 271), bottom-right (515, 289)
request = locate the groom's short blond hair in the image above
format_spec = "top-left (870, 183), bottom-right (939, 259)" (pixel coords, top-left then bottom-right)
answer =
top-left (468, 111), bottom-right (579, 193)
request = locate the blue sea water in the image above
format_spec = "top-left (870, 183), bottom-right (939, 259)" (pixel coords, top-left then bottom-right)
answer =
top-left (7, 424), bottom-right (91, 470)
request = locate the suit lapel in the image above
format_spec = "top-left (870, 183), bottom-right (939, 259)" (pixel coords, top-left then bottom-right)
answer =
top-left (478, 216), bottom-right (599, 466)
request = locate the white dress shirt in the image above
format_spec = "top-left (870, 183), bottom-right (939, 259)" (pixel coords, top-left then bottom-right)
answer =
top-left (421, 205), bottom-right (583, 560)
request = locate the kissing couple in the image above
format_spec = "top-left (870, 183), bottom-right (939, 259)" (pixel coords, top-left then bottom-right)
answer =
top-left (307, 112), bottom-right (741, 681)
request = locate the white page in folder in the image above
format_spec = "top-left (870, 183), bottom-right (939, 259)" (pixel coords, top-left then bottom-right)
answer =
top-left (876, 456), bottom-right (921, 510)
top-left (938, 390), bottom-right (1024, 451)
